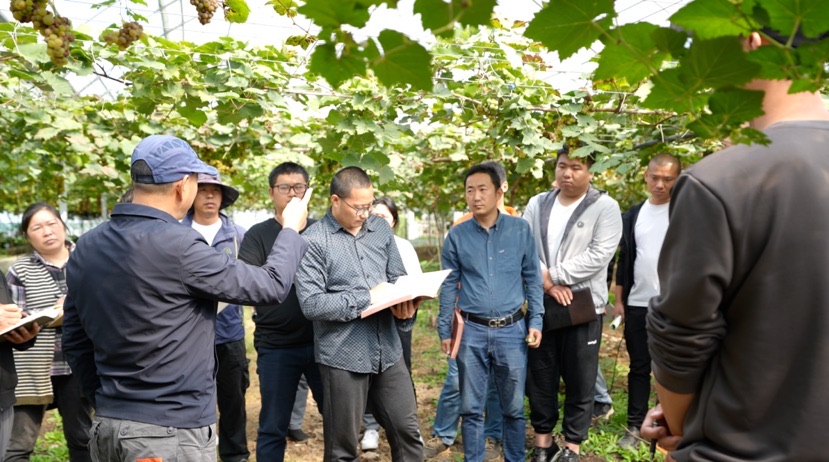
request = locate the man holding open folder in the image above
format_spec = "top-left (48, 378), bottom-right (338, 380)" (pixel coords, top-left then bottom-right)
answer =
top-left (296, 166), bottom-right (422, 461)
top-left (438, 162), bottom-right (544, 462)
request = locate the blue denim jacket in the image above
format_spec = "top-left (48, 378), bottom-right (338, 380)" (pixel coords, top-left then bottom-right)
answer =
top-left (438, 212), bottom-right (543, 340)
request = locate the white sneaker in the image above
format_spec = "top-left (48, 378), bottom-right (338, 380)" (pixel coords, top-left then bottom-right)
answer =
top-left (361, 429), bottom-right (380, 451)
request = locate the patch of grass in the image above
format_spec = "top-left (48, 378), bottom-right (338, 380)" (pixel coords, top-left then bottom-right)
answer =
top-left (31, 412), bottom-right (69, 462)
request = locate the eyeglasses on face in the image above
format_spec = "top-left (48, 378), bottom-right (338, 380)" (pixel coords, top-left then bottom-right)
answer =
top-left (339, 196), bottom-right (374, 216)
top-left (273, 183), bottom-right (309, 195)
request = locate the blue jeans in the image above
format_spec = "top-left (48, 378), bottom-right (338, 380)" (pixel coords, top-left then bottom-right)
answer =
top-left (594, 365), bottom-right (613, 405)
top-left (457, 320), bottom-right (527, 462)
top-left (256, 345), bottom-right (323, 461)
top-left (432, 358), bottom-right (503, 445)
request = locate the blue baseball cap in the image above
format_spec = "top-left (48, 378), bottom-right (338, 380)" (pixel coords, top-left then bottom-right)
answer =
top-left (131, 135), bottom-right (218, 184)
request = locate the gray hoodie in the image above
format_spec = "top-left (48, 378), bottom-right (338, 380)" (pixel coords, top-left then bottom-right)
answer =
top-left (524, 187), bottom-right (622, 313)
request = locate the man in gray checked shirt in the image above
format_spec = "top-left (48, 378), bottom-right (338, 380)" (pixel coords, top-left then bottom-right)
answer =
top-left (296, 166), bottom-right (423, 462)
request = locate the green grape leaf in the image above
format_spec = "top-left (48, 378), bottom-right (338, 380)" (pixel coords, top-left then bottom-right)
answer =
top-left (297, 0), bottom-right (371, 28)
top-left (524, 0), bottom-right (615, 60)
top-left (687, 88), bottom-right (765, 138)
top-left (216, 101), bottom-right (263, 124)
top-left (370, 30), bottom-right (433, 91)
top-left (41, 71), bottom-right (75, 96)
top-left (747, 45), bottom-right (798, 81)
top-left (267, 0), bottom-right (298, 17)
top-left (595, 23), bottom-right (666, 85)
top-left (670, 0), bottom-right (755, 39)
top-left (309, 42), bottom-right (367, 88)
top-left (457, 0), bottom-right (497, 27)
top-left (224, 0), bottom-right (251, 23)
top-left (378, 165), bottom-right (395, 184)
top-left (652, 26), bottom-right (689, 58)
top-left (682, 36), bottom-right (761, 89)
top-left (414, 0), bottom-right (496, 37)
top-left (516, 156), bottom-right (535, 174)
top-left (178, 101), bottom-right (208, 127)
top-left (758, 0), bottom-right (829, 39)
top-left (414, 0), bottom-right (454, 37)
top-left (17, 42), bottom-right (50, 65)
top-left (643, 68), bottom-right (707, 113)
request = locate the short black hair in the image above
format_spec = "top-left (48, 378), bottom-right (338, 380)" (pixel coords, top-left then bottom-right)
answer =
top-left (21, 202), bottom-right (65, 236)
top-left (648, 153), bottom-right (682, 176)
top-left (556, 145), bottom-right (595, 168)
top-left (131, 160), bottom-right (173, 193)
top-left (761, 26), bottom-right (829, 48)
top-left (119, 187), bottom-right (134, 204)
top-left (268, 162), bottom-right (310, 188)
top-left (373, 196), bottom-right (400, 229)
top-left (480, 160), bottom-right (507, 185)
top-left (331, 166), bottom-right (372, 198)
top-left (465, 163), bottom-right (501, 189)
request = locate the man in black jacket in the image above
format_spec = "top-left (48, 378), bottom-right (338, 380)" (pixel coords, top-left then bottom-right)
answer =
top-left (238, 162), bottom-right (323, 462)
top-left (1, 270), bottom-right (39, 458)
top-left (612, 153), bottom-right (679, 449)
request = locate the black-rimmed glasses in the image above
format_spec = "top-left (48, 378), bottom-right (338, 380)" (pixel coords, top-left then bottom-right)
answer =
top-left (340, 197), bottom-right (374, 216)
top-left (273, 183), bottom-right (309, 195)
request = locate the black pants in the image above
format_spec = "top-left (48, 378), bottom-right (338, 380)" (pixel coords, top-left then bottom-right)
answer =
top-left (216, 339), bottom-right (250, 462)
top-left (4, 374), bottom-right (92, 462)
top-left (398, 328), bottom-right (413, 372)
top-left (526, 316), bottom-right (602, 445)
top-left (624, 306), bottom-right (652, 429)
top-left (319, 360), bottom-right (423, 461)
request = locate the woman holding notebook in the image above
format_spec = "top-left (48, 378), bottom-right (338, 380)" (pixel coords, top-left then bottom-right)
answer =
top-left (4, 202), bottom-right (92, 462)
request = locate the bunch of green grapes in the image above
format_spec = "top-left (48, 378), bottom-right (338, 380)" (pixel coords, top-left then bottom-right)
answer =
top-left (190, 0), bottom-right (218, 25)
top-left (40, 15), bottom-right (75, 67)
top-left (9, 0), bottom-right (45, 25)
top-left (10, 0), bottom-right (74, 66)
top-left (103, 21), bottom-right (144, 50)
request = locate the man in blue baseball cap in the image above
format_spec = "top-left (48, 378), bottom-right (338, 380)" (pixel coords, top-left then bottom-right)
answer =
top-left (63, 135), bottom-right (313, 462)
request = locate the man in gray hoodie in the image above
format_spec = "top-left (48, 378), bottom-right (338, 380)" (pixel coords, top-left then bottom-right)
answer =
top-left (523, 148), bottom-right (622, 462)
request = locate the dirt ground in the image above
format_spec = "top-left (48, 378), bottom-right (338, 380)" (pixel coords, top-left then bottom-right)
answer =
top-left (245, 312), bottom-right (627, 462)
top-left (36, 309), bottom-right (624, 461)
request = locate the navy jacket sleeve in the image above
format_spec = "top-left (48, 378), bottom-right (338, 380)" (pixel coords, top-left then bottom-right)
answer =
top-left (62, 291), bottom-right (99, 406)
top-left (181, 228), bottom-right (307, 306)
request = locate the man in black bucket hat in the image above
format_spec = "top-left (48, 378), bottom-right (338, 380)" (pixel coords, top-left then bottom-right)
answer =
top-left (182, 172), bottom-right (250, 462)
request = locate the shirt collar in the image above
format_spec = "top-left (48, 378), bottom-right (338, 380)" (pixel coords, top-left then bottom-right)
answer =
top-left (470, 209), bottom-right (503, 232)
top-left (31, 240), bottom-right (75, 267)
top-left (112, 203), bottom-right (180, 224)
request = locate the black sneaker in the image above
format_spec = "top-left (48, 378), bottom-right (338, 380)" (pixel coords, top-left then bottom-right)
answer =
top-left (286, 428), bottom-right (310, 442)
top-left (553, 447), bottom-right (580, 462)
top-left (591, 401), bottom-right (614, 423)
top-left (530, 444), bottom-right (559, 462)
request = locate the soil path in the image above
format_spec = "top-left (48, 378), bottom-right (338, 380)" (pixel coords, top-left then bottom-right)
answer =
top-left (245, 310), bottom-right (626, 462)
